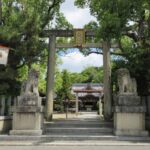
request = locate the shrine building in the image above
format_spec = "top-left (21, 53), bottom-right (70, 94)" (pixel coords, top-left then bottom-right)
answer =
top-left (72, 83), bottom-right (103, 112)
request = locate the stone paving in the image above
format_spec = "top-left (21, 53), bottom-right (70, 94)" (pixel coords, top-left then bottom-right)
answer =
top-left (52, 111), bottom-right (100, 120)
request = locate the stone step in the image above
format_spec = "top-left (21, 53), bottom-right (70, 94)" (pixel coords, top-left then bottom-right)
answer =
top-left (53, 118), bottom-right (101, 121)
top-left (47, 119), bottom-right (111, 122)
top-left (44, 127), bottom-right (113, 135)
top-left (41, 135), bottom-right (116, 141)
top-left (51, 119), bottom-right (101, 122)
top-left (45, 119), bottom-right (112, 124)
top-left (44, 123), bottom-right (113, 128)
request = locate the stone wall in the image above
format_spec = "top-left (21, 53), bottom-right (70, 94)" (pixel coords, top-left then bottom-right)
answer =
top-left (144, 96), bottom-right (150, 131)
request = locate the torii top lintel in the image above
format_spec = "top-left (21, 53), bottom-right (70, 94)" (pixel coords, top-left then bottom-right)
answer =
top-left (41, 29), bottom-right (96, 37)
top-left (41, 29), bottom-right (118, 49)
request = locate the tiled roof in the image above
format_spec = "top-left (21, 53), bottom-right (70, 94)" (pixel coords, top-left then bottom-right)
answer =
top-left (71, 83), bottom-right (103, 98)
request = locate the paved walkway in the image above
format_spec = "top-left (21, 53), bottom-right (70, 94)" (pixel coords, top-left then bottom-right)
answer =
top-left (52, 111), bottom-right (101, 120)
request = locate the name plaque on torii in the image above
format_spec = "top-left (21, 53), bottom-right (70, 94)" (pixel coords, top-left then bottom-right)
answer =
top-left (74, 29), bottom-right (85, 48)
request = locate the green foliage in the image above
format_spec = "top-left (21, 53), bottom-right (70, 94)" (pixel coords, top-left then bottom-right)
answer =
top-left (55, 12), bottom-right (73, 29)
top-left (55, 66), bottom-right (104, 101)
top-left (75, 0), bottom-right (150, 95)
top-left (1, 0), bottom-right (149, 97)
top-left (0, 0), bottom-right (73, 96)
top-left (111, 36), bottom-right (150, 95)
top-left (0, 65), bottom-right (21, 95)
top-left (57, 69), bottom-right (72, 101)
top-left (75, 0), bottom-right (150, 40)
top-left (71, 66), bottom-right (104, 83)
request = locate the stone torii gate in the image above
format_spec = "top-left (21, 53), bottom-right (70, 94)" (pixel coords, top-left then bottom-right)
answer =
top-left (42, 29), bottom-right (117, 121)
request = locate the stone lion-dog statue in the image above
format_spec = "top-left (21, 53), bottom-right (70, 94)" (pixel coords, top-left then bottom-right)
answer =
top-left (21, 69), bottom-right (39, 96)
top-left (116, 68), bottom-right (137, 95)
top-left (19, 69), bottom-right (40, 106)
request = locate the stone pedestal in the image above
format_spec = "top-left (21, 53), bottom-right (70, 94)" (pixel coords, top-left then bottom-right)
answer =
top-left (114, 94), bottom-right (149, 136)
top-left (9, 93), bottom-right (43, 135)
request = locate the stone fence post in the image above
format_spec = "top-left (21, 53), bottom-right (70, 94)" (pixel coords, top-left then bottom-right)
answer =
top-left (0, 95), bottom-right (13, 116)
top-left (0, 95), bottom-right (5, 116)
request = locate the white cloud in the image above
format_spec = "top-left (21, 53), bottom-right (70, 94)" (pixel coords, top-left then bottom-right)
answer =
top-left (60, 0), bottom-right (96, 28)
top-left (59, 51), bottom-right (103, 73)
top-left (59, 1), bottom-right (101, 72)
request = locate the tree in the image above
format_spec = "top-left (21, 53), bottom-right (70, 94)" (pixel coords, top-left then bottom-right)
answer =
top-left (80, 66), bottom-right (104, 83)
top-left (75, 0), bottom-right (150, 95)
top-left (0, 0), bottom-right (73, 96)
top-left (75, 0), bottom-right (150, 40)
top-left (54, 66), bottom-right (104, 114)
top-left (56, 69), bottom-right (73, 115)
top-left (55, 66), bottom-right (104, 98)
top-left (57, 69), bottom-right (72, 101)
top-left (69, 66), bottom-right (104, 84)
top-left (111, 36), bottom-right (150, 95)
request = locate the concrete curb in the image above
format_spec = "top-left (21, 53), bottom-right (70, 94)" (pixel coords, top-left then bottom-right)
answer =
top-left (0, 141), bottom-right (150, 146)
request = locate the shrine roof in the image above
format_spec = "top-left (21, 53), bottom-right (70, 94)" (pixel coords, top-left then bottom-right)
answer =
top-left (72, 83), bottom-right (103, 93)
top-left (71, 83), bottom-right (103, 98)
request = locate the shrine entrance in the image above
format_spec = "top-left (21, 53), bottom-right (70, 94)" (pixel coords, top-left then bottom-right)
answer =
top-left (72, 83), bottom-right (103, 115)
top-left (42, 29), bottom-right (117, 121)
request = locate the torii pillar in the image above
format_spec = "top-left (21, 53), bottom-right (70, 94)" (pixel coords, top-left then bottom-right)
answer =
top-left (75, 93), bottom-right (79, 115)
top-left (46, 35), bottom-right (56, 121)
top-left (103, 41), bottom-right (112, 120)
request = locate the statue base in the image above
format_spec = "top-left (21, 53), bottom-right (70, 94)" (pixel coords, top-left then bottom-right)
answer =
top-left (10, 106), bottom-right (43, 136)
top-left (114, 112), bottom-right (149, 136)
top-left (10, 130), bottom-right (42, 136)
top-left (113, 94), bottom-right (148, 136)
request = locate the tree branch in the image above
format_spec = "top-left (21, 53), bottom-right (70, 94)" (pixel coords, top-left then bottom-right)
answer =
top-left (86, 51), bottom-right (127, 57)
top-left (41, 0), bottom-right (60, 29)
top-left (48, 0), bottom-right (58, 13)
top-left (15, 62), bottom-right (26, 69)
top-left (123, 31), bottom-right (139, 42)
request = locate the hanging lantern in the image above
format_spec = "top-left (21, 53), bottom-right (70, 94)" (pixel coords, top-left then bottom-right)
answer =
top-left (0, 45), bottom-right (10, 65)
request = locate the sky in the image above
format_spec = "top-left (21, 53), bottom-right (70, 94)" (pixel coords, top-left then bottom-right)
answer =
top-left (59, 0), bottom-right (103, 73)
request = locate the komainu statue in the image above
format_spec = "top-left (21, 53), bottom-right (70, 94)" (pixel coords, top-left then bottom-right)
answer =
top-left (21, 69), bottom-right (39, 96)
top-left (18, 69), bottom-right (41, 106)
top-left (10, 69), bottom-right (43, 136)
top-left (117, 68), bottom-right (137, 95)
top-left (113, 68), bottom-right (148, 137)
